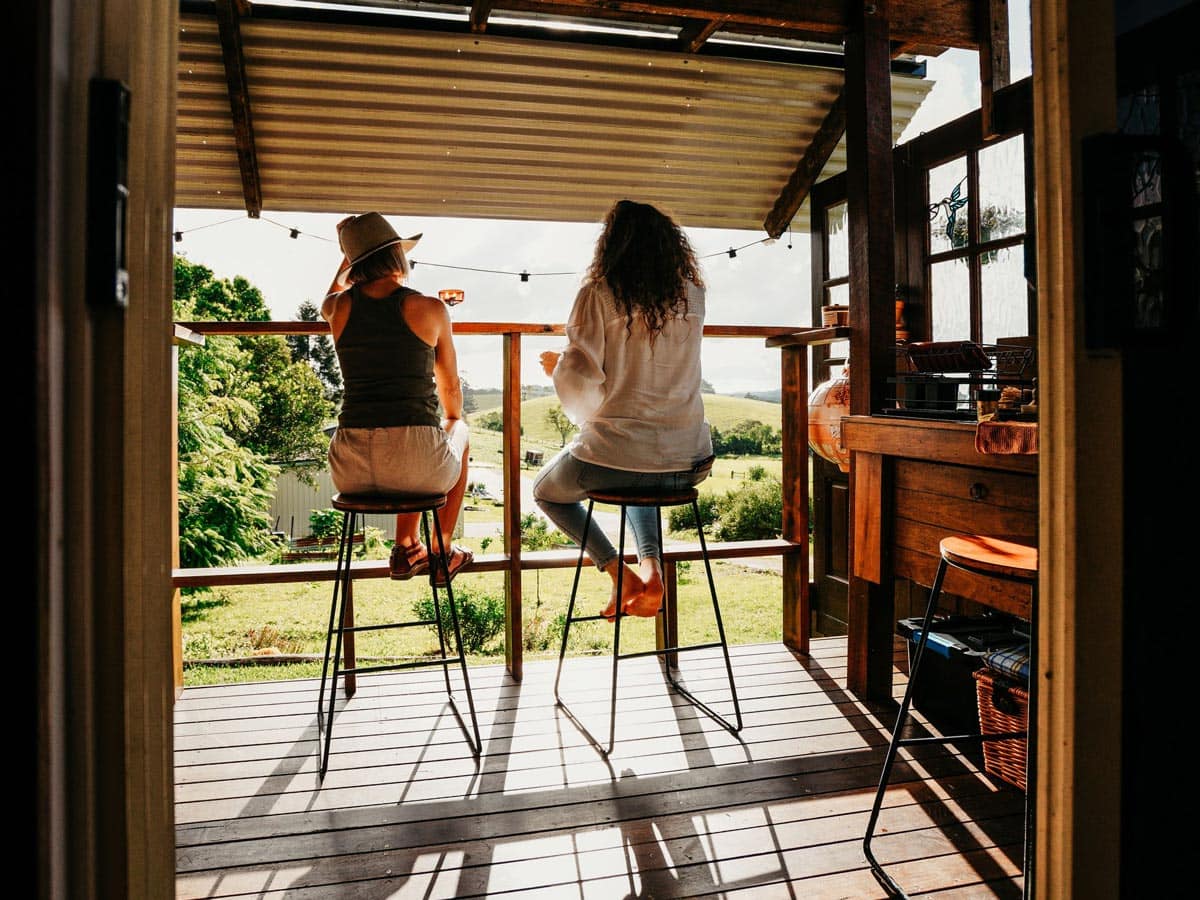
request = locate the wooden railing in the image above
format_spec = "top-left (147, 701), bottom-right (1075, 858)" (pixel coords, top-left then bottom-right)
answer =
top-left (171, 320), bottom-right (848, 682)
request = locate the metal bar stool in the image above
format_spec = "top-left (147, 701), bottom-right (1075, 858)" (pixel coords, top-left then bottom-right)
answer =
top-left (863, 534), bottom-right (1038, 899)
top-left (317, 491), bottom-right (482, 778)
top-left (553, 486), bottom-right (743, 756)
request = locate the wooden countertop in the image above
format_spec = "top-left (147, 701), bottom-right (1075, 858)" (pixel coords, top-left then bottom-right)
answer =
top-left (842, 415), bottom-right (1037, 473)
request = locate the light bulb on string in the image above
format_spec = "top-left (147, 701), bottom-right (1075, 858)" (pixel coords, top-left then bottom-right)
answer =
top-left (518, 270), bottom-right (531, 297)
top-left (727, 247), bottom-right (741, 271)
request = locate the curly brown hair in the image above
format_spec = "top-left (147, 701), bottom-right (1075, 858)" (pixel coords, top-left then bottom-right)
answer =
top-left (586, 199), bottom-right (705, 337)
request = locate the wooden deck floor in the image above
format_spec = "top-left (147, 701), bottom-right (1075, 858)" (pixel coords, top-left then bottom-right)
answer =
top-left (174, 638), bottom-right (1025, 898)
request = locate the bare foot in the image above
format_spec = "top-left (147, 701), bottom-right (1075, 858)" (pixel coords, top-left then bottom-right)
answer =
top-left (625, 563), bottom-right (664, 617)
top-left (600, 564), bottom-right (645, 621)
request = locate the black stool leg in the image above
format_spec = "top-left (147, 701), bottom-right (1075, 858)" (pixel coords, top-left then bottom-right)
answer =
top-left (863, 554), bottom-right (950, 898)
top-left (554, 499), bottom-right (619, 756)
top-left (553, 499), bottom-right (593, 701)
top-left (604, 504), bottom-right (628, 754)
top-left (428, 508), bottom-right (482, 756)
top-left (659, 498), bottom-right (742, 734)
top-left (317, 510), bottom-right (356, 779)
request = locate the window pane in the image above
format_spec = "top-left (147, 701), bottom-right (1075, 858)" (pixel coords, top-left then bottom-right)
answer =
top-left (930, 257), bottom-right (970, 340)
top-left (826, 202), bottom-right (849, 279)
top-left (929, 156), bottom-right (969, 253)
top-left (1133, 214), bottom-right (1165, 328)
top-left (826, 282), bottom-right (849, 307)
top-left (981, 245), bottom-right (1029, 342)
top-left (978, 135), bottom-right (1026, 242)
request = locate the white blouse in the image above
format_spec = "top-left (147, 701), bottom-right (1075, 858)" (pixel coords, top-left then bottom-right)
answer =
top-left (552, 278), bottom-right (713, 473)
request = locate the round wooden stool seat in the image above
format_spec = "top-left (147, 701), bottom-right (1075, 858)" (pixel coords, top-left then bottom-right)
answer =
top-left (584, 486), bottom-right (699, 507)
top-left (331, 491), bottom-right (448, 515)
top-left (940, 534), bottom-right (1038, 584)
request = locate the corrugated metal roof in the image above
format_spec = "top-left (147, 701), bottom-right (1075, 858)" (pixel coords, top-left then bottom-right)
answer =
top-left (176, 9), bottom-right (932, 232)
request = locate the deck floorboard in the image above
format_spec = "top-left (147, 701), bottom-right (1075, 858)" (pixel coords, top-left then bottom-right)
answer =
top-left (175, 638), bottom-right (1025, 898)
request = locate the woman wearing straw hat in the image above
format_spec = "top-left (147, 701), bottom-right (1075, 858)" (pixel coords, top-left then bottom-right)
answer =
top-left (322, 212), bottom-right (473, 584)
top-left (533, 199), bottom-right (714, 621)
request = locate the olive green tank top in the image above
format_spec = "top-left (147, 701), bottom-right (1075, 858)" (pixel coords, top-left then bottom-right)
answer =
top-left (334, 285), bottom-right (440, 428)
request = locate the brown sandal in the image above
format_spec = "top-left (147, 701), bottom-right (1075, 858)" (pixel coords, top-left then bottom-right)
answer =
top-left (389, 543), bottom-right (430, 580)
top-left (431, 545), bottom-right (474, 586)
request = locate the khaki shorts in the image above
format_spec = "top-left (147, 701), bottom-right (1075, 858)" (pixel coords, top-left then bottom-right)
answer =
top-left (328, 424), bottom-right (467, 496)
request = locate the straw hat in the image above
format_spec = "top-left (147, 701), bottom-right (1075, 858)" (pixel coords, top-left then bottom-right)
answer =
top-left (336, 213), bottom-right (421, 280)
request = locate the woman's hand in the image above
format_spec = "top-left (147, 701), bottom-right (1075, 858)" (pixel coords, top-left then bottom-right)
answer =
top-left (539, 350), bottom-right (561, 377)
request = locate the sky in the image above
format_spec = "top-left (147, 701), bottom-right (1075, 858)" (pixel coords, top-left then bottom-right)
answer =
top-left (172, 11), bottom-right (1031, 395)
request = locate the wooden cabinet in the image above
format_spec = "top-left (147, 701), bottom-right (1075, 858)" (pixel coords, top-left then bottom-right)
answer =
top-left (841, 415), bottom-right (1037, 697)
top-left (893, 458), bottom-right (1036, 618)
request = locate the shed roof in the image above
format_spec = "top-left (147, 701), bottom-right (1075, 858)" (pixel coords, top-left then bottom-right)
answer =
top-left (176, 1), bottom-right (942, 232)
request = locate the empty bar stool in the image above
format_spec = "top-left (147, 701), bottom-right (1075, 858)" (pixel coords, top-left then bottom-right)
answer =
top-left (317, 491), bottom-right (482, 778)
top-left (863, 534), bottom-right (1038, 899)
top-left (553, 486), bottom-right (743, 756)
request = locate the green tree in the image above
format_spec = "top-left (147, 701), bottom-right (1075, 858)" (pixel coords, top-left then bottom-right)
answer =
top-left (175, 283), bottom-right (278, 568)
top-left (288, 299), bottom-right (342, 406)
top-left (545, 403), bottom-right (576, 447)
top-left (174, 256), bottom-right (334, 565)
top-left (460, 375), bottom-right (479, 414)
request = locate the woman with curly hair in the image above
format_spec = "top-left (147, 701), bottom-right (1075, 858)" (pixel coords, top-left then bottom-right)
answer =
top-left (533, 199), bottom-right (714, 620)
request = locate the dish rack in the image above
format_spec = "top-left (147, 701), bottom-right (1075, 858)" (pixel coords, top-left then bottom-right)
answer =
top-left (884, 342), bottom-right (1036, 420)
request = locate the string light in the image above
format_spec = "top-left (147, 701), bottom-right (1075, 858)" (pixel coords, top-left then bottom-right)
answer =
top-left (170, 214), bottom-right (785, 279)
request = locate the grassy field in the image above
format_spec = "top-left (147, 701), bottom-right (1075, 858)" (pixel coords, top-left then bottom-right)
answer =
top-left (181, 392), bottom-right (790, 687)
top-left (471, 392), bottom-right (781, 450)
top-left (181, 537), bottom-right (784, 687)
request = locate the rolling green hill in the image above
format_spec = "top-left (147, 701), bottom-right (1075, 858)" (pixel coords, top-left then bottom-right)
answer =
top-left (471, 392), bottom-right (781, 451)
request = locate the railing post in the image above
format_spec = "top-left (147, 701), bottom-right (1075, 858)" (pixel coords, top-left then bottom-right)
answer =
top-left (781, 344), bottom-right (811, 655)
top-left (503, 332), bottom-right (524, 681)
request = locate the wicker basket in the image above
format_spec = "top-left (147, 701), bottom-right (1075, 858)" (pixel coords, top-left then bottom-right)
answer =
top-left (973, 668), bottom-right (1028, 791)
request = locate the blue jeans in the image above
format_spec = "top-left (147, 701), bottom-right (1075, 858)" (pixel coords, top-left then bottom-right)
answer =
top-left (532, 448), bottom-right (712, 571)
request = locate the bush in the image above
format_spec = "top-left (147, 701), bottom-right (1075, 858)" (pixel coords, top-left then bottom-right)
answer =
top-left (747, 464), bottom-right (768, 481)
top-left (475, 410), bottom-right (504, 432)
top-left (668, 494), bottom-right (720, 533)
top-left (520, 513), bottom-right (570, 551)
top-left (308, 508), bottom-right (341, 540)
top-left (412, 585), bottom-right (506, 655)
top-left (713, 478), bottom-right (783, 541)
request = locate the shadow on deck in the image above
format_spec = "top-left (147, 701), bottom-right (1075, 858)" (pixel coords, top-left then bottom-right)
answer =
top-left (173, 638), bottom-right (1025, 899)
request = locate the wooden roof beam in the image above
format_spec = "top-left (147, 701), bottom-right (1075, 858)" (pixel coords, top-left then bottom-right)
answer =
top-left (469, 1), bottom-right (495, 33)
top-left (214, 0), bottom-right (262, 217)
top-left (492, 1), bottom-right (981, 49)
top-left (762, 92), bottom-right (845, 239)
top-left (978, 0), bottom-right (1011, 139)
top-left (762, 36), bottom-right (921, 239)
top-left (675, 16), bottom-right (725, 52)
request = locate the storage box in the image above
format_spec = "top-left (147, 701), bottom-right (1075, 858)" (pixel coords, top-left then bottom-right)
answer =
top-left (973, 668), bottom-right (1029, 791)
top-left (821, 304), bottom-right (849, 326)
top-left (897, 615), bottom-right (1027, 736)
